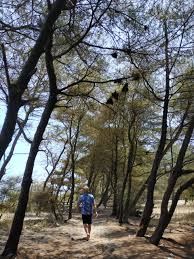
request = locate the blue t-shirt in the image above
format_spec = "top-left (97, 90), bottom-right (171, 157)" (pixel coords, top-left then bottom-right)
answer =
top-left (78, 193), bottom-right (94, 215)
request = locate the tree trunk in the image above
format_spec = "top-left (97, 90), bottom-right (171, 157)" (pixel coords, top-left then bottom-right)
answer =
top-left (2, 32), bottom-right (57, 256)
top-left (129, 178), bottom-right (148, 216)
top-left (150, 176), bottom-right (194, 245)
top-left (122, 171), bottom-right (132, 223)
top-left (88, 159), bottom-right (95, 188)
top-left (2, 97), bottom-right (57, 256)
top-left (150, 212), bottom-right (170, 245)
top-left (150, 114), bottom-right (194, 245)
top-left (119, 141), bottom-right (135, 223)
top-left (97, 176), bottom-right (110, 208)
top-left (50, 199), bottom-right (59, 221)
top-left (0, 107), bottom-right (33, 181)
top-left (68, 161), bottom-right (75, 220)
top-left (0, 0), bottom-right (65, 161)
top-left (68, 116), bottom-right (82, 220)
top-left (111, 137), bottom-right (119, 216)
top-left (43, 141), bottom-right (67, 190)
top-left (137, 21), bottom-right (170, 237)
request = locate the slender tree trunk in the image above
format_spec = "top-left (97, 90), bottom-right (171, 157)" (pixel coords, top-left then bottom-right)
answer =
top-left (137, 21), bottom-right (170, 237)
top-left (50, 199), bottom-right (59, 221)
top-left (150, 176), bottom-right (194, 245)
top-left (112, 137), bottom-right (119, 216)
top-left (51, 154), bottom-right (70, 221)
top-left (122, 172), bottom-right (132, 223)
top-left (88, 158), bottom-right (95, 188)
top-left (119, 142), bottom-right (135, 223)
top-left (129, 178), bottom-right (148, 216)
top-left (2, 97), bottom-right (57, 256)
top-left (97, 175), bottom-right (110, 208)
top-left (150, 114), bottom-right (194, 245)
top-left (68, 155), bottom-right (75, 220)
top-left (119, 112), bottom-right (137, 223)
top-left (118, 163), bottom-right (129, 222)
top-left (0, 0), bottom-right (65, 161)
top-left (43, 141), bottom-right (67, 190)
top-left (0, 107), bottom-right (33, 181)
top-left (54, 152), bottom-right (71, 200)
top-left (2, 32), bottom-right (57, 256)
top-left (68, 116), bottom-right (82, 220)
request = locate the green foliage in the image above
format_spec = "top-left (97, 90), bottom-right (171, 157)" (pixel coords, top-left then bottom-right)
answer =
top-left (182, 187), bottom-right (194, 202)
top-left (30, 190), bottom-right (52, 215)
top-left (0, 176), bottom-right (21, 213)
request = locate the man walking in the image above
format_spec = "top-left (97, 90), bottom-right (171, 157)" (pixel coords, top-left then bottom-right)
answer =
top-left (77, 186), bottom-right (98, 240)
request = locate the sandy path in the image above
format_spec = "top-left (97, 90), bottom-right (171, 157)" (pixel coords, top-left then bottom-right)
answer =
top-left (15, 212), bottom-right (194, 259)
top-left (0, 205), bottom-right (194, 259)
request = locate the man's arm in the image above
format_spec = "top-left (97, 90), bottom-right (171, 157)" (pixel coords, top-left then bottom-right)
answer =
top-left (77, 196), bottom-right (82, 212)
top-left (93, 199), bottom-right (98, 217)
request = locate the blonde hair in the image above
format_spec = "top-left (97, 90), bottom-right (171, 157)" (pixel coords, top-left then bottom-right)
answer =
top-left (83, 186), bottom-right (89, 193)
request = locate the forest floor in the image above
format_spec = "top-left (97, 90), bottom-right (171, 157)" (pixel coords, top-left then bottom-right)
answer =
top-left (0, 201), bottom-right (194, 259)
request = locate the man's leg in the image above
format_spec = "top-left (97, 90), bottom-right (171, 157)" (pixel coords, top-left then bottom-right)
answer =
top-left (83, 224), bottom-right (89, 235)
top-left (82, 215), bottom-right (89, 239)
top-left (83, 224), bottom-right (90, 240)
top-left (87, 214), bottom-right (92, 240)
top-left (88, 224), bottom-right (91, 237)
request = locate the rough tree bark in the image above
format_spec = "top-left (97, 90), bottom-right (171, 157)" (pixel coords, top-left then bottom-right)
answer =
top-left (0, 0), bottom-right (67, 161)
top-left (149, 114), bottom-right (194, 245)
top-left (137, 21), bottom-right (170, 237)
top-left (2, 28), bottom-right (58, 256)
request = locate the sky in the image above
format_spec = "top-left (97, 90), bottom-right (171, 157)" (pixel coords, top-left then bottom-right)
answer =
top-left (0, 103), bottom-right (48, 181)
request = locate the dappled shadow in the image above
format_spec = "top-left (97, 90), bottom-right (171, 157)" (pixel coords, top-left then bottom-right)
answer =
top-left (71, 236), bottom-right (88, 241)
top-left (1, 207), bottom-right (191, 259)
top-left (100, 228), bottom-right (136, 239)
top-left (93, 219), bottom-right (108, 225)
top-left (142, 235), bottom-right (194, 259)
top-left (158, 244), bottom-right (193, 259)
top-left (161, 236), bottom-right (184, 246)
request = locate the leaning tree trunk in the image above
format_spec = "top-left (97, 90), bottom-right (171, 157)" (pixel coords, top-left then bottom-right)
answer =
top-left (0, 0), bottom-right (66, 161)
top-left (129, 178), bottom-right (149, 216)
top-left (150, 114), bottom-right (194, 245)
top-left (150, 176), bottom-right (194, 245)
top-left (2, 32), bottom-right (57, 256)
top-left (0, 106), bottom-right (33, 181)
top-left (137, 21), bottom-right (170, 237)
top-left (2, 96), bottom-right (57, 256)
top-left (43, 141), bottom-right (67, 190)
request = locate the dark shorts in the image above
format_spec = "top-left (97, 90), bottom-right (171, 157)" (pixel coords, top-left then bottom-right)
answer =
top-left (82, 214), bottom-right (92, 224)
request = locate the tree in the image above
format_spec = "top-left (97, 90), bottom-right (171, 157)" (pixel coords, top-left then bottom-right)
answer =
top-left (2, 0), bottom-right (115, 254)
top-left (2, 23), bottom-right (58, 256)
top-left (150, 113), bottom-right (194, 245)
top-left (0, 0), bottom-right (71, 161)
top-left (136, 3), bottom-right (194, 237)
